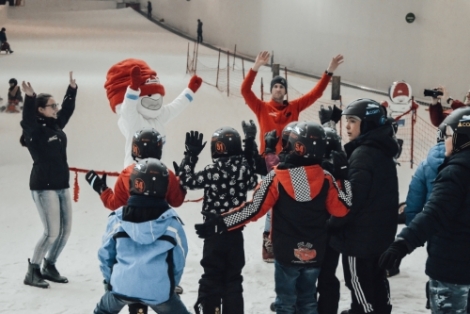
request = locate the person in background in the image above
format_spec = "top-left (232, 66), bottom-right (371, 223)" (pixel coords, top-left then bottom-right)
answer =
top-left (6, 78), bottom-right (23, 112)
top-left (380, 107), bottom-right (470, 314)
top-left (428, 85), bottom-right (470, 127)
top-left (242, 50), bottom-right (344, 262)
top-left (0, 27), bottom-right (13, 53)
top-left (147, 1), bottom-right (152, 19)
top-left (197, 19), bottom-right (203, 43)
top-left (93, 158), bottom-right (189, 314)
top-left (20, 72), bottom-right (77, 289)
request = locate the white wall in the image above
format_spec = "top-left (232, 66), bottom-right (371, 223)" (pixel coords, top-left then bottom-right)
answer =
top-left (150, 0), bottom-right (470, 99)
top-left (0, 4), bottom-right (7, 23)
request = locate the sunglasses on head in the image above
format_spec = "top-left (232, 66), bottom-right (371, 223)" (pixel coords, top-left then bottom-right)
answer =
top-left (45, 103), bottom-right (59, 110)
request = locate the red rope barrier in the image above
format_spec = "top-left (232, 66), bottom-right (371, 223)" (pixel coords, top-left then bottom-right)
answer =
top-left (69, 167), bottom-right (203, 204)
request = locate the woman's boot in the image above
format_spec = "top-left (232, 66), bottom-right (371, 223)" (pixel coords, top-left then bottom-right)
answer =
top-left (24, 259), bottom-right (49, 288)
top-left (41, 258), bottom-right (68, 283)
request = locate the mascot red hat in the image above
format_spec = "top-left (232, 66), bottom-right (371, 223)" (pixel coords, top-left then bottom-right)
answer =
top-left (105, 59), bottom-right (166, 113)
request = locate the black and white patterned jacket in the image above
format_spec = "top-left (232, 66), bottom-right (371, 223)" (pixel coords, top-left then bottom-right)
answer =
top-left (178, 155), bottom-right (258, 214)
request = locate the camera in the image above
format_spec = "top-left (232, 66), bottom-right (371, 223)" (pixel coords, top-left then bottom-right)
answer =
top-left (423, 89), bottom-right (443, 98)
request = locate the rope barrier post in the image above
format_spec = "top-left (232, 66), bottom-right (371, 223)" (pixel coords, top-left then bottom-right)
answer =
top-left (192, 41), bottom-right (196, 73)
top-left (233, 44), bottom-right (237, 71)
top-left (284, 67), bottom-right (288, 102)
top-left (410, 97), bottom-right (417, 169)
top-left (261, 77), bottom-right (264, 101)
top-left (242, 58), bottom-right (245, 79)
top-left (226, 50), bottom-right (230, 96)
top-left (195, 41), bottom-right (199, 74)
top-left (216, 48), bottom-right (221, 88)
top-left (339, 96), bottom-right (343, 138)
top-left (186, 42), bottom-right (190, 74)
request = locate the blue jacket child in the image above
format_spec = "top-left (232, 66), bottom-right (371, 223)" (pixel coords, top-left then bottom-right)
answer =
top-left (94, 158), bottom-right (190, 314)
top-left (404, 142), bottom-right (445, 225)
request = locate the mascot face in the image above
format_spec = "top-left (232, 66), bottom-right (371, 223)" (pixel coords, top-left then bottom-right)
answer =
top-left (137, 77), bottom-right (164, 118)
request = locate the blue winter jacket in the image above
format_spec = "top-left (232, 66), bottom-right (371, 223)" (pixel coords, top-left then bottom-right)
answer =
top-left (98, 207), bottom-right (188, 305)
top-left (404, 142), bottom-right (445, 225)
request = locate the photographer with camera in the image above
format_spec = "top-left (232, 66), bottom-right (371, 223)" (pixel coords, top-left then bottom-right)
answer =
top-left (427, 86), bottom-right (469, 127)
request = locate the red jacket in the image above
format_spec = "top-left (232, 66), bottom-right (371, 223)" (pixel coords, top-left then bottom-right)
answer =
top-left (429, 99), bottom-right (466, 127)
top-left (241, 69), bottom-right (331, 153)
top-left (100, 164), bottom-right (186, 210)
top-left (222, 165), bottom-right (350, 266)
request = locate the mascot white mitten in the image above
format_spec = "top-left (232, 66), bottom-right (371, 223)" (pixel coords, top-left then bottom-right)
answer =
top-left (105, 59), bottom-right (203, 167)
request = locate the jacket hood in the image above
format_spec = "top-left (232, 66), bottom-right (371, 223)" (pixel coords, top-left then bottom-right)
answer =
top-left (426, 142), bottom-right (446, 170)
top-left (115, 207), bottom-right (179, 245)
top-left (274, 165), bottom-right (325, 202)
top-left (345, 124), bottom-right (399, 158)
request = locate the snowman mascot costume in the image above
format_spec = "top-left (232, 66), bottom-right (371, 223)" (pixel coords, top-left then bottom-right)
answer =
top-left (105, 59), bottom-right (202, 167)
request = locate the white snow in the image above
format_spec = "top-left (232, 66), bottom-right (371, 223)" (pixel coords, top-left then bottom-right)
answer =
top-left (0, 3), bottom-right (429, 313)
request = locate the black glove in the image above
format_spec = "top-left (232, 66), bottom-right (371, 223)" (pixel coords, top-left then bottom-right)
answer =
top-left (331, 105), bottom-right (343, 123)
top-left (195, 211), bottom-right (227, 238)
top-left (85, 170), bottom-right (107, 195)
top-left (379, 238), bottom-right (410, 270)
top-left (319, 106), bottom-right (333, 125)
top-left (242, 119), bottom-right (257, 139)
top-left (243, 137), bottom-right (255, 167)
top-left (264, 130), bottom-right (279, 154)
top-left (173, 161), bottom-right (181, 174)
top-left (185, 131), bottom-right (206, 157)
top-left (321, 160), bottom-right (335, 174)
top-left (331, 151), bottom-right (348, 180)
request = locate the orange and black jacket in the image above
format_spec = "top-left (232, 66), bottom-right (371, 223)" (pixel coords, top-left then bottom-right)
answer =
top-left (241, 69), bottom-right (332, 154)
top-left (222, 163), bottom-right (351, 267)
top-left (100, 163), bottom-right (186, 211)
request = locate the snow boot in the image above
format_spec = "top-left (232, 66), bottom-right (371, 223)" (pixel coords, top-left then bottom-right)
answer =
top-left (41, 258), bottom-right (68, 283)
top-left (194, 295), bottom-right (222, 314)
top-left (262, 232), bottom-right (274, 263)
top-left (175, 285), bottom-right (184, 295)
top-left (24, 259), bottom-right (49, 289)
top-left (128, 303), bottom-right (148, 314)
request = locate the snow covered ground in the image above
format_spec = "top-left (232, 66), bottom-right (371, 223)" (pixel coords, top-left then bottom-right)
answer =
top-left (0, 3), bottom-right (429, 313)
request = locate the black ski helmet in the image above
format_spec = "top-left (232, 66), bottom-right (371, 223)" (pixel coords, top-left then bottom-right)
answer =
top-left (286, 121), bottom-right (326, 161)
top-left (323, 127), bottom-right (342, 158)
top-left (281, 121), bottom-right (298, 149)
top-left (210, 126), bottom-right (242, 159)
top-left (342, 98), bottom-right (387, 134)
top-left (9, 78), bottom-right (17, 86)
top-left (129, 158), bottom-right (169, 197)
top-left (436, 108), bottom-right (470, 143)
top-left (132, 128), bottom-right (164, 160)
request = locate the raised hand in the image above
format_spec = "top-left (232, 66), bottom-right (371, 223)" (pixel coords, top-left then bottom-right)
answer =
top-left (130, 66), bottom-right (143, 91)
top-left (326, 54), bottom-right (344, 73)
top-left (331, 105), bottom-right (343, 123)
top-left (253, 51), bottom-right (270, 71)
top-left (264, 130), bottom-right (279, 154)
top-left (69, 71), bottom-right (77, 89)
top-left (319, 105), bottom-right (333, 125)
top-left (194, 211), bottom-right (227, 238)
top-left (85, 170), bottom-right (108, 195)
top-left (21, 81), bottom-right (35, 97)
top-left (188, 75), bottom-right (203, 93)
top-left (242, 119), bottom-right (257, 139)
top-left (185, 131), bottom-right (206, 157)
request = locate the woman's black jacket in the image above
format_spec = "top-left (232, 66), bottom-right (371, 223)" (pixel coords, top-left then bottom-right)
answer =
top-left (20, 85), bottom-right (76, 190)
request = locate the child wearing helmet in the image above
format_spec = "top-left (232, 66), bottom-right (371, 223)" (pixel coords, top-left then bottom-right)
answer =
top-left (6, 78), bottom-right (23, 112)
top-left (85, 128), bottom-right (186, 314)
top-left (194, 121), bottom-right (351, 313)
top-left (330, 98), bottom-right (399, 314)
top-left (380, 107), bottom-right (470, 314)
top-left (175, 124), bottom-right (258, 314)
top-left (93, 158), bottom-right (189, 314)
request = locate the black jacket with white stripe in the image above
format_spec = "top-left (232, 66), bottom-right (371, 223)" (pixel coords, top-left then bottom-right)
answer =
top-left (330, 125), bottom-right (399, 258)
top-left (222, 163), bottom-right (351, 267)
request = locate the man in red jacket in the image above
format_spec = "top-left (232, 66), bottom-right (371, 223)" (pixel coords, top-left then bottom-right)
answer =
top-left (242, 50), bottom-right (344, 261)
top-left (428, 86), bottom-right (470, 127)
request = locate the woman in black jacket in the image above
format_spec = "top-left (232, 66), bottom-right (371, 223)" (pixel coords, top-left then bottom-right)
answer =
top-left (380, 107), bottom-right (470, 314)
top-left (20, 72), bottom-right (77, 289)
top-left (330, 98), bottom-right (399, 314)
